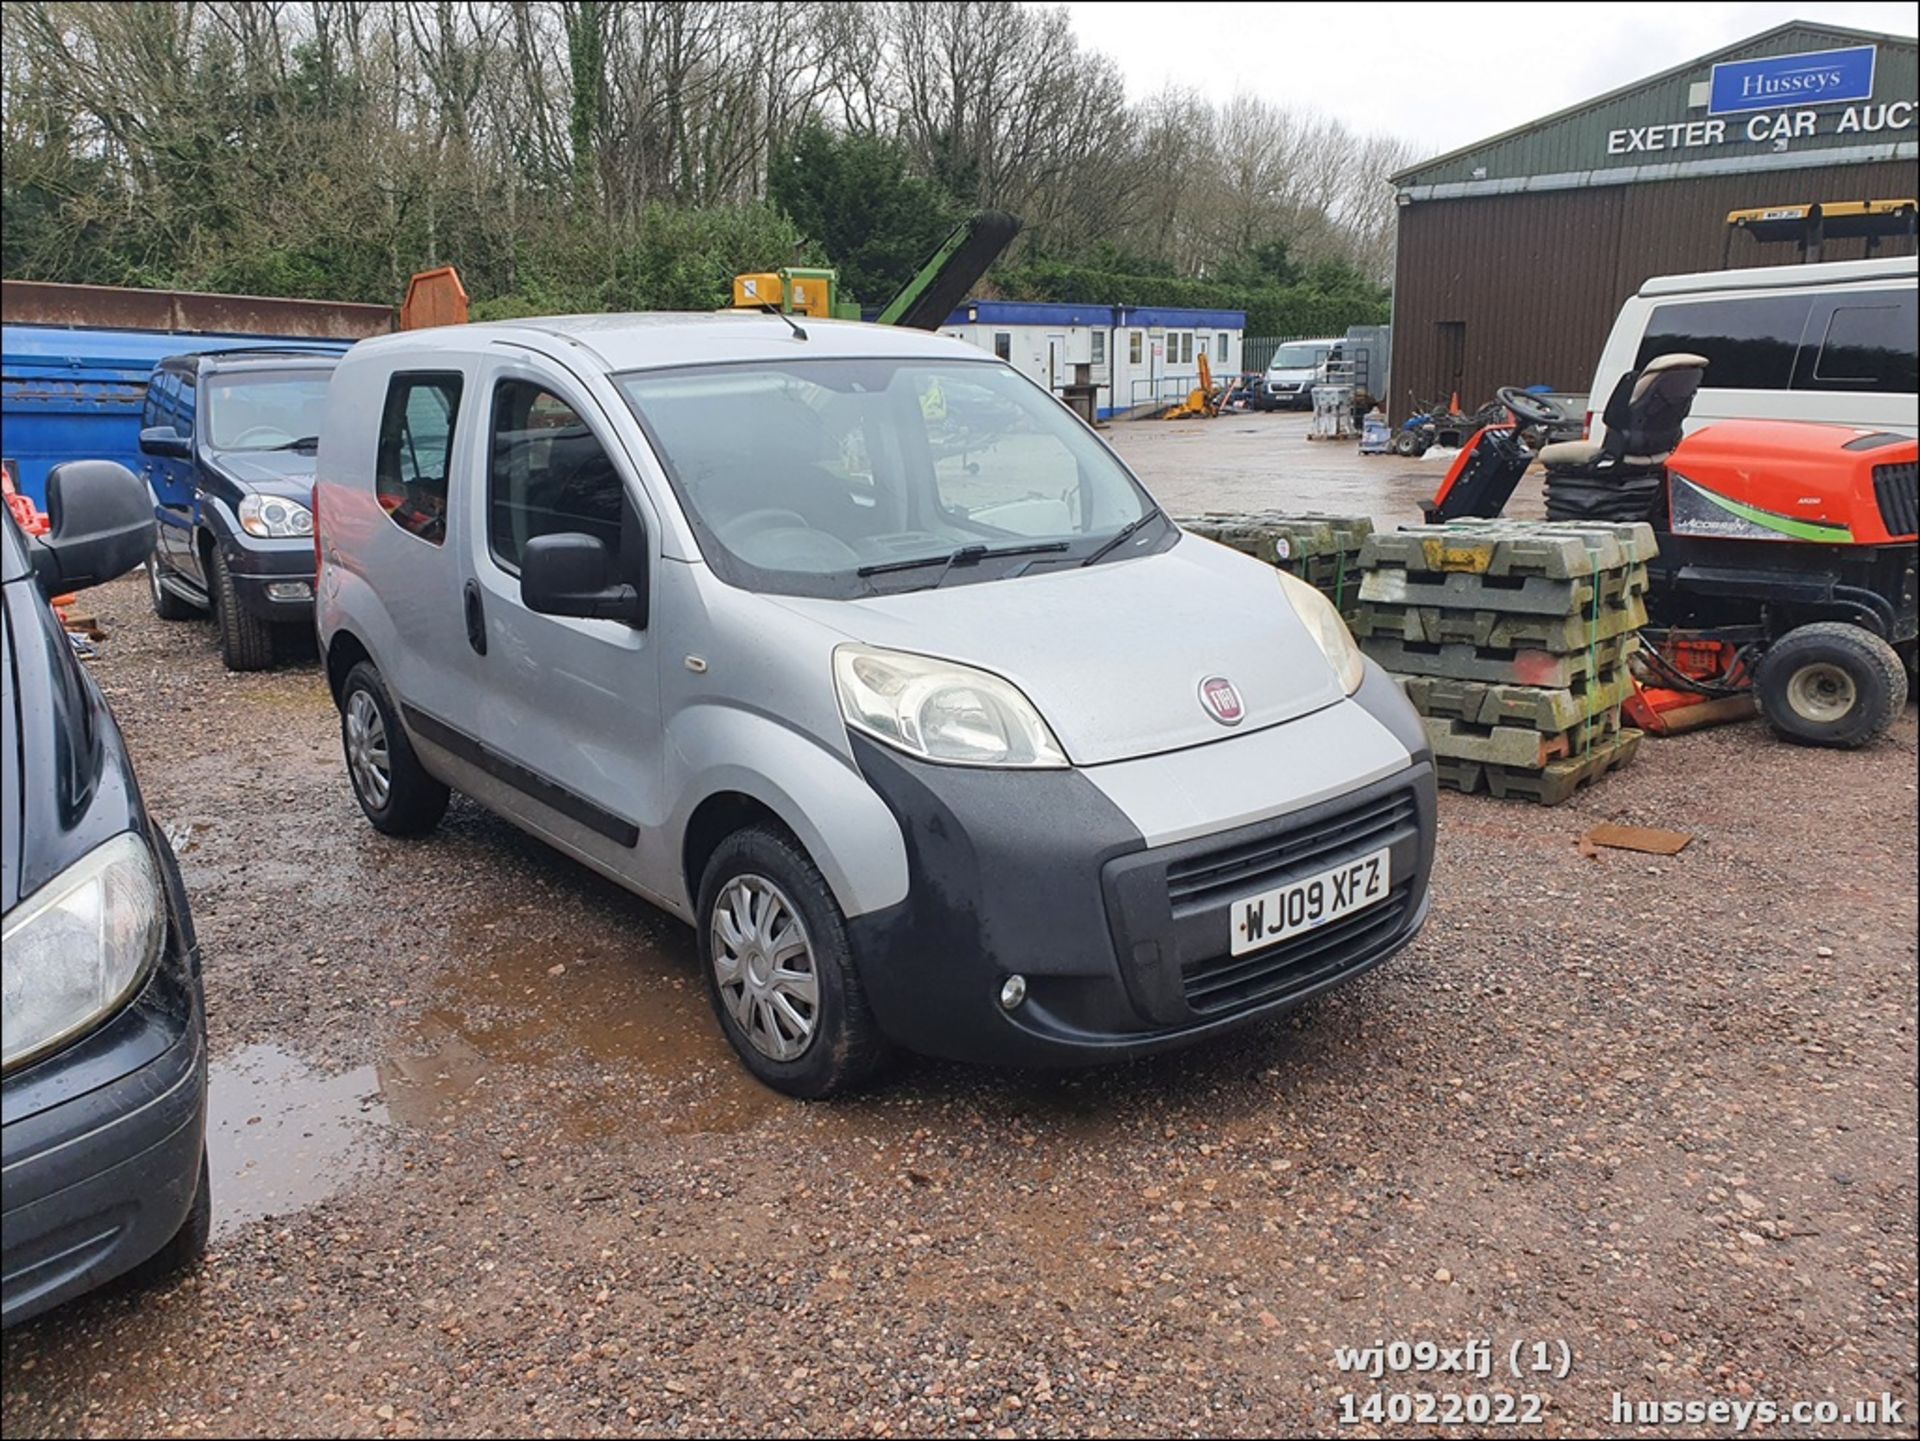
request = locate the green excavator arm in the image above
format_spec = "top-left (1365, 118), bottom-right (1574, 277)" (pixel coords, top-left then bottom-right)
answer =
top-left (875, 211), bottom-right (1023, 329)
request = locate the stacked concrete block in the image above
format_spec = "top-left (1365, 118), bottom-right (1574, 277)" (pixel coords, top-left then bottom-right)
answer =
top-left (1180, 512), bottom-right (1374, 617)
top-left (1354, 520), bottom-right (1657, 805)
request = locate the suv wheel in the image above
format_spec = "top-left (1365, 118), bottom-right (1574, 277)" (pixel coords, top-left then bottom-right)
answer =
top-left (208, 547), bottom-right (275, 670)
top-left (147, 553), bottom-right (199, 621)
top-left (697, 826), bottom-right (890, 1098)
top-left (1756, 622), bottom-right (1907, 749)
top-left (339, 660), bottom-right (449, 835)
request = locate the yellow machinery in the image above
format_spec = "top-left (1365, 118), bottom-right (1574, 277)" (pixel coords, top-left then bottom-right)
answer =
top-left (730, 267), bottom-right (855, 320)
top-left (1162, 352), bottom-right (1219, 420)
top-left (1723, 198), bottom-right (1916, 265)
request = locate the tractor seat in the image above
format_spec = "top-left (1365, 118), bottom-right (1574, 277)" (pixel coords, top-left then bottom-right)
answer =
top-left (1538, 438), bottom-right (1672, 469)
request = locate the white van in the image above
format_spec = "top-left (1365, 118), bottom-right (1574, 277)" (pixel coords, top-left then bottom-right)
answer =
top-left (1589, 255), bottom-right (1918, 444)
top-left (313, 314), bottom-right (1436, 1097)
top-left (1260, 337), bottom-right (1345, 410)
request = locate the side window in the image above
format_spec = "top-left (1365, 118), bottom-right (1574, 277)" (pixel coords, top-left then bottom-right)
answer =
top-left (488, 380), bottom-right (624, 572)
top-left (375, 372), bottom-right (463, 545)
top-left (176, 371), bottom-right (198, 442)
top-left (1128, 330), bottom-right (1143, 365)
top-left (1803, 290), bottom-right (1918, 392)
top-left (993, 332), bottom-right (1012, 362)
top-left (141, 371), bottom-right (166, 430)
top-left (145, 371), bottom-right (180, 433)
top-left (1635, 295), bottom-right (1813, 391)
top-left (1090, 330), bottom-right (1106, 367)
top-left (1217, 331), bottom-right (1229, 360)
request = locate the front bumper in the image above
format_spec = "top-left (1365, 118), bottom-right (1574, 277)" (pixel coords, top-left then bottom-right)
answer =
top-left (1, 960), bottom-right (208, 1328)
top-left (845, 686), bottom-right (1436, 1067)
top-left (221, 536), bottom-right (315, 622)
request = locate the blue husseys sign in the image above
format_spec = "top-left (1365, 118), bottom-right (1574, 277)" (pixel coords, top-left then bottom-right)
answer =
top-left (1709, 46), bottom-right (1876, 116)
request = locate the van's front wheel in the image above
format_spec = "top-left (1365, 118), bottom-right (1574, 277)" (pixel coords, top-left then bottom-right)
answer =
top-left (697, 827), bottom-right (889, 1099)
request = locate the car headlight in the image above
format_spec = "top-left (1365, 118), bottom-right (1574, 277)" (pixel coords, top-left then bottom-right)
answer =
top-left (1277, 570), bottom-right (1365, 695)
top-left (833, 644), bottom-right (1068, 768)
top-left (2, 833), bottom-right (165, 1073)
top-left (239, 494), bottom-right (314, 538)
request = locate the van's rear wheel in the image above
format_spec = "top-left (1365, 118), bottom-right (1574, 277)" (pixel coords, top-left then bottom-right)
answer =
top-left (339, 660), bottom-right (449, 835)
top-left (697, 826), bottom-right (889, 1098)
top-left (1756, 622), bottom-right (1907, 749)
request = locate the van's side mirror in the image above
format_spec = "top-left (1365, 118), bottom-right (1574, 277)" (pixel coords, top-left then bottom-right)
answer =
top-left (29, 460), bottom-right (156, 594)
top-left (139, 427), bottom-right (191, 459)
top-left (521, 533), bottom-right (645, 625)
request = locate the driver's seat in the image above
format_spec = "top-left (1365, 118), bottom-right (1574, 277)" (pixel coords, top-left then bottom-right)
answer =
top-left (1537, 352), bottom-right (1708, 471)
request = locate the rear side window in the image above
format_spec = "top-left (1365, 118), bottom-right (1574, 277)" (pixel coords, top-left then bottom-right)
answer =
top-left (1635, 295), bottom-right (1813, 391)
top-left (487, 381), bottom-right (624, 572)
top-left (376, 373), bottom-right (463, 545)
top-left (1804, 290), bottom-right (1919, 392)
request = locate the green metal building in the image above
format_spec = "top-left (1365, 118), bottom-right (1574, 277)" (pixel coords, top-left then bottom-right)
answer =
top-left (1387, 21), bottom-right (1917, 419)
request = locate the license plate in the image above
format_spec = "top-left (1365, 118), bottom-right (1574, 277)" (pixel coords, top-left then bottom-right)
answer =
top-left (1229, 847), bottom-right (1392, 956)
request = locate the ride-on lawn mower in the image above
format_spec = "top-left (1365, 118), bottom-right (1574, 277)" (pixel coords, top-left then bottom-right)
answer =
top-left (1425, 355), bottom-right (1918, 748)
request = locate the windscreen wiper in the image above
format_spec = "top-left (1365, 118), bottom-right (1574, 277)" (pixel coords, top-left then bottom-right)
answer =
top-left (857, 540), bottom-right (1069, 583)
top-left (264, 435), bottom-right (321, 451)
top-left (1080, 509), bottom-right (1162, 566)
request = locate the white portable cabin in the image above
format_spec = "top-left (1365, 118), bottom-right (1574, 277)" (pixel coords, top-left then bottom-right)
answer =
top-left (941, 301), bottom-right (1246, 419)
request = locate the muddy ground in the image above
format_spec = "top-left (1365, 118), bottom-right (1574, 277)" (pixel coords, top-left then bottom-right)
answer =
top-left (4, 415), bottom-right (1916, 1437)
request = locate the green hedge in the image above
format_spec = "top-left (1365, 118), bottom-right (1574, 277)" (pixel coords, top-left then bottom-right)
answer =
top-left (999, 261), bottom-right (1388, 338)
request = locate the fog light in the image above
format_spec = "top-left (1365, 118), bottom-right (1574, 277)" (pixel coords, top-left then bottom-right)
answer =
top-left (266, 581), bottom-right (313, 602)
top-left (998, 974), bottom-right (1027, 1010)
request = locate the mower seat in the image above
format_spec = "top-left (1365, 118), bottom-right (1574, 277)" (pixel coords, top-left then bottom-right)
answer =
top-left (1543, 352), bottom-right (1708, 471)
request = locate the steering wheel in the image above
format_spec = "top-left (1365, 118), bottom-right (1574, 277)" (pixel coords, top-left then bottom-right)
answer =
top-left (230, 425), bottom-right (295, 448)
top-left (1495, 387), bottom-right (1567, 428)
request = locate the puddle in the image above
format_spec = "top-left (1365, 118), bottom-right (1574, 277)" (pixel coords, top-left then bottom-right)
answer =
top-left (205, 1043), bottom-right (389, 1238)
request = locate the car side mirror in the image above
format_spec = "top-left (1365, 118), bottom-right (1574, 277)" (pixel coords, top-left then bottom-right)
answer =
top-left (138, 426), bottom-right (191, 459)
top-left (520, 533), bottom-right (645, 625)
top-left (29, 460), bottom-right (156, 595)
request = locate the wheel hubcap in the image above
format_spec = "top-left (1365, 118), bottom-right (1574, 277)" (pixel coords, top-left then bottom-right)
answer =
top-left (344, 689), bottom-right (392, 808)
top-left (710, 875), bottom-right (819, 1062)
top-left (1787, 662), bottom-right (1856, 725)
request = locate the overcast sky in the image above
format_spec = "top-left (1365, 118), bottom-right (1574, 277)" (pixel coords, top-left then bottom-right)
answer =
top-left (1059, 2), bottom-right (1918, 158)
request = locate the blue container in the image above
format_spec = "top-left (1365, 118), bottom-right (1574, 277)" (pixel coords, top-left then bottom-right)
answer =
top-left (1, 326), bottom-right (349, 507)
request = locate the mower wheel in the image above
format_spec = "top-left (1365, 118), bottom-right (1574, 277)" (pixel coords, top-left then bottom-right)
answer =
top-left (1755, 622), bottom-right (1908, 749)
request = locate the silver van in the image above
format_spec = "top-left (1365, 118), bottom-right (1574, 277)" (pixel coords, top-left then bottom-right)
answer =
top-left (314, 315), bottom-right (1436, 1096)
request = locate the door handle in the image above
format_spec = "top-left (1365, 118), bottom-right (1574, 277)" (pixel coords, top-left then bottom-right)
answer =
top-left (463, 580), bottom-right (488, 656)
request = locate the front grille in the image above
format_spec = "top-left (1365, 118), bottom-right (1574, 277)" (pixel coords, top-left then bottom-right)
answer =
top-left (1164, 788), bottom-right (1418, 917)
top-left (1875, 461), bottom-right (1918, 538)
top-left (1182, 882), bottom-right (1413, 1015)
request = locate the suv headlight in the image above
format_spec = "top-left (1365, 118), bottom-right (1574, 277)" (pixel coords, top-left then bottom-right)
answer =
top-left (834, 644), bottom-right (1068, 768)
top-left (1278, 570), bottom-right (1365, 695)
top-left (239, 494), bottom-right (314, 538)
top-left (2, 833), bottom-right (165, 1073)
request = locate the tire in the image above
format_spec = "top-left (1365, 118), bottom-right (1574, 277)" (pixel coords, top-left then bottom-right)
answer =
top-left (208, 546), bottom-right (275, 671)
top-left (126, 1147), bottom-right (210, 1287)
top-left (1390, 429), bottom-right (1417, 457)
top-left (147, 552), bottom-right (199, 621)
top-left (1755, 622), bottom-right (1908, 749)
top-left (697, 825), bottom-right (890, 1099)
top-left (339, 660), bottom-right (449, 835)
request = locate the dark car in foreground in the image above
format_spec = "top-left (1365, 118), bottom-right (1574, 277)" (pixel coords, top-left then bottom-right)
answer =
top-left (2, 461), bottom-right (208, 1328)
top-left (140, 347), bottom-right (342, 670)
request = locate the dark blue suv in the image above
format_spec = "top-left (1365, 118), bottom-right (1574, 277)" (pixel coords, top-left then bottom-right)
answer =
top-left (3, 461), bottom-right (209, 1327)
top-left (139, 348), bottom-right (342, 669)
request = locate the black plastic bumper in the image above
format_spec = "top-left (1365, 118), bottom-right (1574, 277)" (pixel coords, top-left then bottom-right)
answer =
top-left (1, 959), bottom-right (208, 1328)
top-left (221, 537), bottom-right (314, 622)
top-left (844, 669), bottom-right (1436, 1067)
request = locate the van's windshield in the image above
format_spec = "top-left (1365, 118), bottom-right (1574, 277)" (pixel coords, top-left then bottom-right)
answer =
top-left (616, 359), bottom-right (1167, 597)
top-left (1268, 344), bottom-right (1330, 373)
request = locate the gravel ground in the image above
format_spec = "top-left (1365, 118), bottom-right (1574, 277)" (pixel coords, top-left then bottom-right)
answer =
top-left (3, 441), bottom-right (1915, 1436)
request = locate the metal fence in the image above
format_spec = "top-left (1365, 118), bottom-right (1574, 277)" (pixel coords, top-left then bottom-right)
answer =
top-left (1240, 335), bottom-right (1306, 375)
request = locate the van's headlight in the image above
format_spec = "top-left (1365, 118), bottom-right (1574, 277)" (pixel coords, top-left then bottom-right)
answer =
top-left (1, 833), bottom-right (165, 1073)
top-left (239, 494), bottom-right (314, 538)
top-left (1278, 570), bottom-right (1365, 695)
top-left (834, 644), bottom-right (1068, 768)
